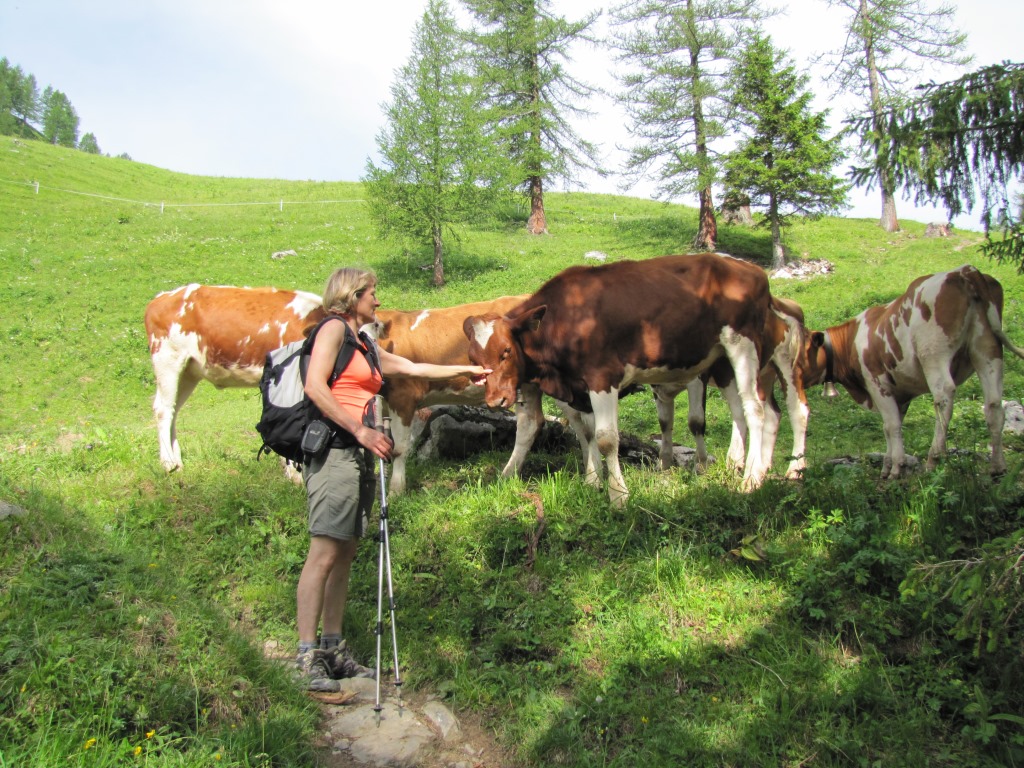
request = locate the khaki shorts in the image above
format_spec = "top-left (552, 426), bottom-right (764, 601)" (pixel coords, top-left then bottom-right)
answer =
top-left (304, 446), bottom-right (375, 540)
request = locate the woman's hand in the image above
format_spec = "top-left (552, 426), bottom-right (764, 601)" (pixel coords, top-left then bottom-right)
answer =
top-left (356, 425), bottom-right (394, 461)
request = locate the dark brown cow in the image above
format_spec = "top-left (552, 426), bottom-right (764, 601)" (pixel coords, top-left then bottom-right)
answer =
top-left (144, 285), bottom-right (553, 493)
top-left (801, 265), bottom-right (1024, 477)
top-left (463, 253), bottom-right (774, 506)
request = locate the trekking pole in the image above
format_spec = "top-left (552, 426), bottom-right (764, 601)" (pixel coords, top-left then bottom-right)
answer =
top-left (371, 395), bottom-right (402, 726)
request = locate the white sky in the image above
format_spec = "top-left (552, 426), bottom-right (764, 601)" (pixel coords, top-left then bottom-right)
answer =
top-left (1, 0), bottom-right (1020, 229)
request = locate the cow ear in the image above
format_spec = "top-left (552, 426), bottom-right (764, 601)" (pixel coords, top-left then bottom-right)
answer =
top-left (510, 304), bottom-right (546, 334)
top-left (462, 315), bottom-right (479, 340)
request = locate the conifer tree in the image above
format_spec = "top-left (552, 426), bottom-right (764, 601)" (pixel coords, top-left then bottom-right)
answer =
top-left (462, 0), bottom-right (603, 235)
top-left (363, 0), bottom-right (511, 286)
top-left (611, 0), bottom-right (772, 251)
top-left (79, 132), bottom-right (100, 154)
top-left (723, 35), bottom-right (848, 268)
top-left (41, 87), bottom-right (78, 147)
top-left (849, 62), bottom-right (1024, 271)
top-left (821, 0), bottom-right (971, 232)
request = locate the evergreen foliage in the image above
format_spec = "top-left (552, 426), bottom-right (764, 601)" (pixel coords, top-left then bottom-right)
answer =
top-left (723, 35), bottom-right (849, 267)
top-left (79, 131), bottom-right (100, 154)
top-left (849, 61), bottom-right (1024, 272)
top-left (609, 0), bottom-right (773, 250)
top-left (462, 0), bottom-right (603, 234)
top-left (820, 0), bottom-right (972, 232)
top-left (41, 86), bottom-right (79, 147)
top-left (363, 0), bottom-right (511, 287)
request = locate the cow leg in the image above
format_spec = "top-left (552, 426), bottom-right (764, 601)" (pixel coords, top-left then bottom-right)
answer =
top-left (590, 389), bottom-right (628, 507)
top-left (973, 352), bottom-right (1007, 474)
top-left (387, 415), bottom-right (416, 496)
top-left (873, 393), bottom-right (906, 478)
top-left (502, 384), bottom-right (543, 479)
top-left (680, 380), bottom-right (710, 470)
top-left (722, 334), bottom-right (766, 489)
top-left (923, 367), bottom-right (958, 472)
top-left (653, 383), bottom-right (683, 470)
top-left (151, 348), bottom-right (199, 471)
top-left (719, 381), bottom-right (747, 472)
top-left (775, 366), bottom-right (810, 479)
top-left (559, 402), bottom-right (602, 487)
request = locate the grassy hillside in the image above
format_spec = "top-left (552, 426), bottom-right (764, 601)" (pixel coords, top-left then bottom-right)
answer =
top-left (1, 137), bottom-right (1022, 767)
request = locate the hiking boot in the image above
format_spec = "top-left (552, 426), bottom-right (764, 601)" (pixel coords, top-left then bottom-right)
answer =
top-left (295, 649), bottom-right (340, 692)
top-left (323, 641), bottom-right (376, 679)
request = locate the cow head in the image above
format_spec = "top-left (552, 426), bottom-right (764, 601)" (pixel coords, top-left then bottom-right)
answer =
top-left (463, 305), bottom-right (546, 409)
top-left (799, 330), bottom-right (834, 394)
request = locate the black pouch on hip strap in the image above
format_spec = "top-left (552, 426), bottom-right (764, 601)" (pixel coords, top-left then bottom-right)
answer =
top-left (301, 420), bottom-right (334, 457)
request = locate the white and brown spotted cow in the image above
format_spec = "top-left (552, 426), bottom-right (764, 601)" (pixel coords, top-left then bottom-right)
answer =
top-left (660, 295), bottom-right (817, 479)
top-left (144, 285), bottom-right (553, 493)
top-left (145, 284), bottom-right (325, 473)
top-left (464, 253), bottom-right (773, 507)
top-left (802, 265), bottom-right (1024, 478)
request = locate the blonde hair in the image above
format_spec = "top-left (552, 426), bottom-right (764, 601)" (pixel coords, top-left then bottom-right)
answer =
top-left (322, 267), bottom-right (376, 316)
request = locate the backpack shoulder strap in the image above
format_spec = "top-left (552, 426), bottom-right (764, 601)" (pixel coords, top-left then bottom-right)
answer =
top-left (357, 329), bottom-right (383, 379)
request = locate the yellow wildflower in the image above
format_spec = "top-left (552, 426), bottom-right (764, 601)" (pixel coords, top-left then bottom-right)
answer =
top-left (214, 753), bottom-right (222, 761)
top-left (146, 730), bottom-right (156, 739)
top-left (84, 738), bottom-right (97, 751)
top-left (134, 746), bottom-right (142, 756)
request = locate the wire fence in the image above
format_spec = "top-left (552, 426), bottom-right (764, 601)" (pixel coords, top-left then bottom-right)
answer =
top-left (0, 178), bottom-right (365, 212)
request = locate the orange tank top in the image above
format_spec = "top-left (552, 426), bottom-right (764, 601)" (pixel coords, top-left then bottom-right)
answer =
top-left (330, 339), bottom-right (383, 425)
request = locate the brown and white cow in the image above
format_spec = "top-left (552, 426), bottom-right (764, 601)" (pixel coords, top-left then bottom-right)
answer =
top-left (145, 284), bottom-right (326, 473)
top-left (463, 253), bottom-right (774, 507)
top-left (661, 295), bottom-right (817, 479)
top-left (144, 285), bottom-right (555, 493)
top-left (369, 296), bottom-right (550, 495)
top-left (801, 265), bottom-right (1024, 478)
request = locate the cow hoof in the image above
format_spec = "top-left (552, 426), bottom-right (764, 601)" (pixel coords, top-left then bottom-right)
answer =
top-left (161, 460), bottom-right (182, 473)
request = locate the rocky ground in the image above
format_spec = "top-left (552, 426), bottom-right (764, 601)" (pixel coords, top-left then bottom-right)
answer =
top-left (311, 678), bottom-right (515, 768)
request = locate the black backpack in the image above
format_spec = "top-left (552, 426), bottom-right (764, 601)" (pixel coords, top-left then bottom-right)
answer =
top-left (255, 315), bottom-right (381, 465)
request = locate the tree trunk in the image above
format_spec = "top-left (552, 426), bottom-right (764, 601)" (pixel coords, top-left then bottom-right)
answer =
top-left (693, 186), bottom-right (718, 251)
top-left (526, 175), bottom-right (548, 235)
top-left (861, 0), bottom-right (900, 233)
top-left (879, 176), bottom-right (900, 232)
top-left (432, 223), bottom-right (445, 287)
top-left (769, 194), bottom-right (785, 270)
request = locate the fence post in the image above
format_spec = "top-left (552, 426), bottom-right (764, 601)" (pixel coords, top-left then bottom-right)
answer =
top-left (34, 181), bottom-right (39, 194)
top-left (280, 200), bottom-right (284, 212)
top-left (161, 202), bottom-right (164, 214)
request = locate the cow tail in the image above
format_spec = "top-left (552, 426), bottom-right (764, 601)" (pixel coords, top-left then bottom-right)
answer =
top-left (992, 319), bottom-right (1024, 361)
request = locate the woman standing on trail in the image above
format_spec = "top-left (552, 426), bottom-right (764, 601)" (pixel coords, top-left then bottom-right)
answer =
top-left (294, 266), bottom-right (489, 690)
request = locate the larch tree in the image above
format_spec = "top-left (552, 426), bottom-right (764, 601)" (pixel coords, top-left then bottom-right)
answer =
top-left (849, 61), bottom-right (1024, 272)
top-left (820, 0), bottom-right (971, 232)
top-left (610, 0), bottom-right (773, 251)
top-left (79, 132), bottom-right (100, 154)
top-left (1, 58), bottom-right (40, 137)
top-left (723, 35), bottom-right (848, 268)
top-left (462, 0), bottom-right (604, 235)
top-left (363, 0), bottom-right (511, 287)
top-left (41, 87), bottom-right (78, 147)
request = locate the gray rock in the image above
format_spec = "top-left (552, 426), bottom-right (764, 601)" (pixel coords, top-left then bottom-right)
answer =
top-left (329, 702), bottom-right (435, 767)
top-left (422, 700), bottom-right (461, 742)
top-left (0, 501), bottom-right (26, 520)
top-left (1004, 400), bottom-right (1024, 435)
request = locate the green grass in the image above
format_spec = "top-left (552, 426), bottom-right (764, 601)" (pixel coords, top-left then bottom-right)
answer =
top-left (2, 136), bottom-right (1024, 766)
